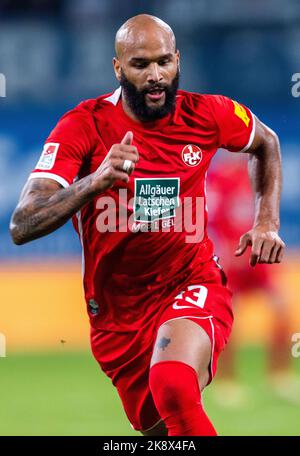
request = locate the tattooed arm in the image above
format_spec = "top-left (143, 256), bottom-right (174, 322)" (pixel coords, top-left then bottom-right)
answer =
top-left (10, 176), bottom-right (97, 245)
top-left (10, 131), bottom-right (138, 245)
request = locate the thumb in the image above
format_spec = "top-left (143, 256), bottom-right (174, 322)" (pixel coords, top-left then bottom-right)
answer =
top-left (235, 234), bottom-right (250, 256)
top-left (121, 131), bottom-right (133, 145)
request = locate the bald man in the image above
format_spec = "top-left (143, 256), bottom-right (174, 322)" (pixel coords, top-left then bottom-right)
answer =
top-left (10, 14), bottom-right (285, 436)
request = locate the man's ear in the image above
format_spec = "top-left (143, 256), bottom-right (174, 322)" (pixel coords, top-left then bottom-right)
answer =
top-left (176, 50), bottom-right (181, 72)
top-left (113, 57), bottom-right (122, 81)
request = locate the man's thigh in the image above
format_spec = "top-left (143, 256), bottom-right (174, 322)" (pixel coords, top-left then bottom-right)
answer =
top-left (150, 318), bottom-right (211, 390)
top-left (150, 282), bottom-right (233, 387)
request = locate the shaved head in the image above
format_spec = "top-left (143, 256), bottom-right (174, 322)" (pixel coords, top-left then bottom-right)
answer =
top-left (115, 14), bottom-right (176, 59)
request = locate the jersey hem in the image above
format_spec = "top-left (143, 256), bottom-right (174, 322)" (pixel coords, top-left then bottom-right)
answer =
top-left (237, 111), bottom-right (256, 153)
top-left (28, 172), bottom-right (70, 188)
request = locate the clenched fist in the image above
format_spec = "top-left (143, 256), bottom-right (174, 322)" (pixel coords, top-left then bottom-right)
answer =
top-left (91, 131), bottom-right (139, 193)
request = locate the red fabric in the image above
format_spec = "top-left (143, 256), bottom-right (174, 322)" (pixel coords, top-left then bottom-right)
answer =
top-left (90, 257), bottom-right (233, 431)
top-left (149, 360), bottom-right (217, 436)
top-left (29, 89), bottom-right (253, 332)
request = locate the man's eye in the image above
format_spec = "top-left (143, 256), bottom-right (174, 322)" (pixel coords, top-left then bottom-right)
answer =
top-left (134, 63), bottom-right (148, 69)
top-left (158, 60), bottom-right (169, 66)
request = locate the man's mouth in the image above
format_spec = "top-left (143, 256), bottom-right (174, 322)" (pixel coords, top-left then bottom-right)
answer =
top-left (145, 88), bottom-right (165, 102)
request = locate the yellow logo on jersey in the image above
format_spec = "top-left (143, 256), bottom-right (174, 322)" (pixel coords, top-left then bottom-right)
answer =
top-left (233, 100), bottom-right (250, 127)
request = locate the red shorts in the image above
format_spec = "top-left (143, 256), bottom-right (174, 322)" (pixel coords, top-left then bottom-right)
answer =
top-left (90, 257), bottom-right (233, 432)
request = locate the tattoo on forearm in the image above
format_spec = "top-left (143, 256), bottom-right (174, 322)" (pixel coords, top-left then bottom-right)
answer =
top-left (158, 337), bottom-right (171, 351)
top-left (10, 175), bottom-right (95, 244)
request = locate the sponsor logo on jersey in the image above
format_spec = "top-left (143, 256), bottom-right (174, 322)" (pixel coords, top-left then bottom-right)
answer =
top-left (232, 100), bottom-right (250, 127)
top-left (181, 144), bottom-right (202, 167)
top-left (36, 142), bottom-right (60, 170)
top-left (134, 178), bottom-right (180, 223)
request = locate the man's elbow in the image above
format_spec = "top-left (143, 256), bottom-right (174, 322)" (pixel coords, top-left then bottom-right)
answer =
top-left (10, 224), bottom-right (24, 245)
top-left (9, 212), bottom-right (28, 245)
top-left (255, 126), bottom-right (281, 162)
top-left (264, 125), bottom-right (280, 152)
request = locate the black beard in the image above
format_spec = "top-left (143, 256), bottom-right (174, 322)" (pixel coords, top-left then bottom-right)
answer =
top-left (120, 68), bottom-right (180, 122)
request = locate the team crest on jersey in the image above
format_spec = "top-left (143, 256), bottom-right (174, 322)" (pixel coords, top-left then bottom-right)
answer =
top-left (36, 142), bottom-right (60, 170)
top-left (182, 145), bottom-right (202, 167)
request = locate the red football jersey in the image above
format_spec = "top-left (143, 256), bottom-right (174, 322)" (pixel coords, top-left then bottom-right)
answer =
top-left (30, 88), bottom-right (255, 331)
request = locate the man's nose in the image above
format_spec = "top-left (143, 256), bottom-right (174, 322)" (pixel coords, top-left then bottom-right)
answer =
top-left (147, 63), bottom-right (163, 83)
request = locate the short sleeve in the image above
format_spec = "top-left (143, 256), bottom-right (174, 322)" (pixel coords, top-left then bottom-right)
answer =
top-left (29, 108), bottom-right (97, 188)
top-left (209, 95), bottom-right (255, 152)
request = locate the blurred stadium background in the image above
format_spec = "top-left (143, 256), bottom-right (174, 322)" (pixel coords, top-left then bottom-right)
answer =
top-left (0, 0), bottom-right (300, 436)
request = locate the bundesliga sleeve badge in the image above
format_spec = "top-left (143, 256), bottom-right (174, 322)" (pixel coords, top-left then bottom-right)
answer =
top-left (35, 142), bottom-right (60, 170)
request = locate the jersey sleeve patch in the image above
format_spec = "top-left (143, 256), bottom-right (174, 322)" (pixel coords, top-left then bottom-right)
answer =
top-left (232, 100), bottom-right (250, 127)
top-left (35, 143), bottom-right (60, 170)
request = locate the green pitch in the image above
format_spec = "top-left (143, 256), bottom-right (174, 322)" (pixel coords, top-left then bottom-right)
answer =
top-left (0, 347), bottom-right (299, 436)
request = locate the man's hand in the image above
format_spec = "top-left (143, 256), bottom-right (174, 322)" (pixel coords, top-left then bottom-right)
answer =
top-left (10, 131), bottom-right (139, 245)
top-left (235, 225), bottom-right (285, 266)
top-left (239, 116), bottom-right (284, 267)
top-left (91, 131), bottom-right (139, 193)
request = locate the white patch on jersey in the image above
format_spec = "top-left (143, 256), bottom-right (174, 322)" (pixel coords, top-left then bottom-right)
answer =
top-left (36, 143), bottom-right (60, 170)
top-left (172, 285), bottom-right (208, 310)
top-left (182, 144), bottom-right (202, 167)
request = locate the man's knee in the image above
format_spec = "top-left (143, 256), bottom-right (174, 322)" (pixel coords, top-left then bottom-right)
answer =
top-left (149, 360), bottom-right (204, 417)
top-left (148, 359), bottom-right (217, 435)
top-left (141, 419), bottom-right (168, 436)
top-left (150, 360), bottom-right (199, 409)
